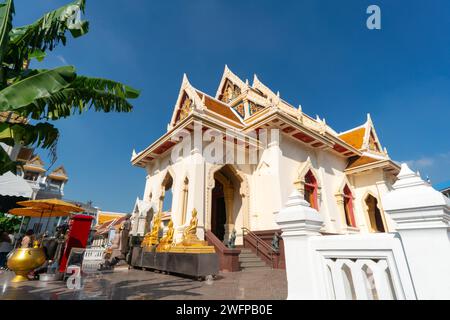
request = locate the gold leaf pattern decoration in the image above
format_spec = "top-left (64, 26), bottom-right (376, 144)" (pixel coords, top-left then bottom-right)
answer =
top-left (233, 102), bottom-right (245, 118)
top-left (249, 101), bottom-right (264, 115)
top-left (220, 80), bottom-right (241, 103)
top-left (177, 94), bottom-right (193, 123)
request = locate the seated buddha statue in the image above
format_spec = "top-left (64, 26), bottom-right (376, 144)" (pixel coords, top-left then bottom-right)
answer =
top-left (157, 220), bottom-right (174, 252)
top-left (141, 212), bottom-right (162, 248)
top-left (181, 209), bottom-right (207, 247)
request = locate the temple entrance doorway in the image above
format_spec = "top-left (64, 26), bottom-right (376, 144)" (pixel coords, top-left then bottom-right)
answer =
top-left (209, 165), bottom-right (243, 244)
top-left (365, 194), bottom-right (385, 232)
top-left (211, 181), bottom-right (226, 241)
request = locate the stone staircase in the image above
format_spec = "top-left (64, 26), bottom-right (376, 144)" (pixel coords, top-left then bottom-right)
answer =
top-left (239, 248), bottom-right (271, 271)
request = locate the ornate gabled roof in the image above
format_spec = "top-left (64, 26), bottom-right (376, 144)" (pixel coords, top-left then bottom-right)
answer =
top-left (252, 74), bottom-right (277, 101)
top-left (133, 67), bottom-right (397, 167)
top-left (195, 90), bottom-right (244, 125)
top-left (169, 73), bottom-right (244, 129)
top-left (48, 165), bottom-right (68, 181)
top-left (23, 155), bottom-right (46, 173)
top-left (169, 73), bottom-right (204, 130)
top-left (215, 65), bottom-right (247, 101)
top-left (338, 114), bottom-right (384, 155)
top-left (338, 125), bottom-right (366, 149)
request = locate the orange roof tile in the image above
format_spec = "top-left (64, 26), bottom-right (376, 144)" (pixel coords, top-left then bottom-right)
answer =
top-left (346, 156), bottom-right (380, 169)
top-left (97, 212), bottom-right (126, 226)
top-left (338, 127), bottom-right (366, 149)
top-left (196, 91), bottom-right (242, 124)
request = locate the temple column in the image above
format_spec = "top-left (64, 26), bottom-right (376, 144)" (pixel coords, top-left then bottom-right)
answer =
top-left (223, 186), bottom-right (235, 244)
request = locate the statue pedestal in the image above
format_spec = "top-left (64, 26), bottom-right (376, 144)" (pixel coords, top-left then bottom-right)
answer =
top-left (135, 250), bottom-right (219, 278)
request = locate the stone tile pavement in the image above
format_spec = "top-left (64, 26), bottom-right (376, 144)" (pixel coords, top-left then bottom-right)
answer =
top-left (0, 267), bottom-right (287, 300)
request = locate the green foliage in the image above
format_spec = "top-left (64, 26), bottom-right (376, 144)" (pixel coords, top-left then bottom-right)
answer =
top-left (0, 0), bottom-right (140, 174)
top-left (0, 212), bottom-right (22, 232)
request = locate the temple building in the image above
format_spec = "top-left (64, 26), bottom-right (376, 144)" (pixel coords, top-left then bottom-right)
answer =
top-left (130, 66), bottom-right (400, 250)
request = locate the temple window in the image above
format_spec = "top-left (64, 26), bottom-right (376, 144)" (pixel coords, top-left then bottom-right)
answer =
top-left (160, 174), bottom-right (173, 213)
top-left (304, 170), bottom-right (318, 210)
top-left (343, 185), bottom-right (356, 227)
top-left (24, 171), bottom-right (39, 181)
top-left (365, 194), bottom-right (385, 232)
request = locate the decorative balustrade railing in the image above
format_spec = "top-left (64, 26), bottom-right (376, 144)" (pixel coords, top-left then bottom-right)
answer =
top-left (309, 233), bottom-right (416, 300)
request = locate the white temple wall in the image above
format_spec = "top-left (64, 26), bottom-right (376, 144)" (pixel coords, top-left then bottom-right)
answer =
top-left (143, 146), bottom-right (207, 240)
top-left (348, 169), bottom-right (394, 233)
top-left (277, 134), bottom-right (348, 234)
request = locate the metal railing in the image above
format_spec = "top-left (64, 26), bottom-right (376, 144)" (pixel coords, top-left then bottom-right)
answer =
top-left (241, 227), bottom-right (279, 269)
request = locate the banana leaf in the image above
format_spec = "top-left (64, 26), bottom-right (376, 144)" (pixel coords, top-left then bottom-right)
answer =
top-left (0, 65), bottom-right (76, 111)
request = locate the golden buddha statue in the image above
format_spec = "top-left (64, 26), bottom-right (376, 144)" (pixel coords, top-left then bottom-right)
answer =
top-left (156, 220), bottom-right (174, 252)
top-left (181, 209), bottom-right (208, 246)
top-left (141, 212), bottom-right (162, 248)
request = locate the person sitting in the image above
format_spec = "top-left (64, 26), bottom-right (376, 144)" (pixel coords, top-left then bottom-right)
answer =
top-left (21, 229), bottom-right (35, 248)
top-left (0, 231), bottom-right (13, 270)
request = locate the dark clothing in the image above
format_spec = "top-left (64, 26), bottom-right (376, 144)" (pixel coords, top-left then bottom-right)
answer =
top-left (0, 252), bottom-right (7, 268)
top-left (120, 220), bottom-right (131, 255)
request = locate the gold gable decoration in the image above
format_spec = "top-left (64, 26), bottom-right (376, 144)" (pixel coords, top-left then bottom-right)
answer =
top-left (176, 93), bottom-right (193, 124)
top-left (249, 101), bottom-right (265, 115)
top-left (220, 79), bottom-right (241, 103)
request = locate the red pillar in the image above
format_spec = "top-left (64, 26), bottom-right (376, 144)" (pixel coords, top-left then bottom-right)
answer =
top-left (59, 214), bottom-right (94, 273)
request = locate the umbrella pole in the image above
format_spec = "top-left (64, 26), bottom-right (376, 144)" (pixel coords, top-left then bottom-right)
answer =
top-left (14, 216), bottom-right (25, 248)
top-left (37, 209), bottom-right (44, 239)
top-left (43, 204), bottom-right (55, 241)
top-left (43, 213), bottom-right (51, 237)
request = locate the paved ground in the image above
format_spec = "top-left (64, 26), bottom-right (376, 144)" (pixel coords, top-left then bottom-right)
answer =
top-left (0, 267), bottom-right (287, 300)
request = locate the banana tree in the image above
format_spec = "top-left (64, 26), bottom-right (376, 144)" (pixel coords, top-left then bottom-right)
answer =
top-left (0, 0), bottom-right (140, 174)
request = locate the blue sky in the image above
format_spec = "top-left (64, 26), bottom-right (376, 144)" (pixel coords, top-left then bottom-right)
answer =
top-left (14, 0), bottom-right (450, 211)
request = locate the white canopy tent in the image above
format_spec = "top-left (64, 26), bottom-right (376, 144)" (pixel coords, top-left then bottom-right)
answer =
top-left (0, 171), bottom-right (33, 198)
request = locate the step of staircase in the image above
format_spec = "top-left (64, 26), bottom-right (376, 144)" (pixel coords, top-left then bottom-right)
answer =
top-left (240, 261), bottom-right (267, 268)
top-left (240, 266), bottom-right (272, 272)
top-left (239, 256), bottom-right (262, 263)
top-left (238, 248), bottom-right (269, 271)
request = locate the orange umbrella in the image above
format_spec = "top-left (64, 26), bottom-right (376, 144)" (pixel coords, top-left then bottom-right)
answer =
top-left (9, 207), bottom-right (72, 218)
top-left (17, 199), bottom-right (84, 213)
top-left (16, 199), bottom-right (84, 237)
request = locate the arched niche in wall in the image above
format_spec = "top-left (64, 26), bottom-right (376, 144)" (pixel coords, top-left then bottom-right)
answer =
top-left (362, 191), bottom-right (386, 233)
top-left (295, 157), bottom-right (322, 210)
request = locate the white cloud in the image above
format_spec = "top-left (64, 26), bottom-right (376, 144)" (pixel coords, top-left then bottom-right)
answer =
top-left (402, 151), bottom-right (450, 183)
top-left (56, 55), bottom-right (68, 65)
top-left (405, 157), bottom-right (434, 168)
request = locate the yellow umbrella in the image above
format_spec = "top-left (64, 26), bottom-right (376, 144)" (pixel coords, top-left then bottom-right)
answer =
top-left (9, 207), bottom-right (72, 218)
top-left (17, 199), bottom-right (84, 213)
top-left (15, 199), bottom-right (84, 237)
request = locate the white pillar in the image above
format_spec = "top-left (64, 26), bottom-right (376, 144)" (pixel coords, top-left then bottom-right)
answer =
top-left (275, 189), bottom-right (324, 299)
top-left (382, 163), bottom-right (450, 300)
